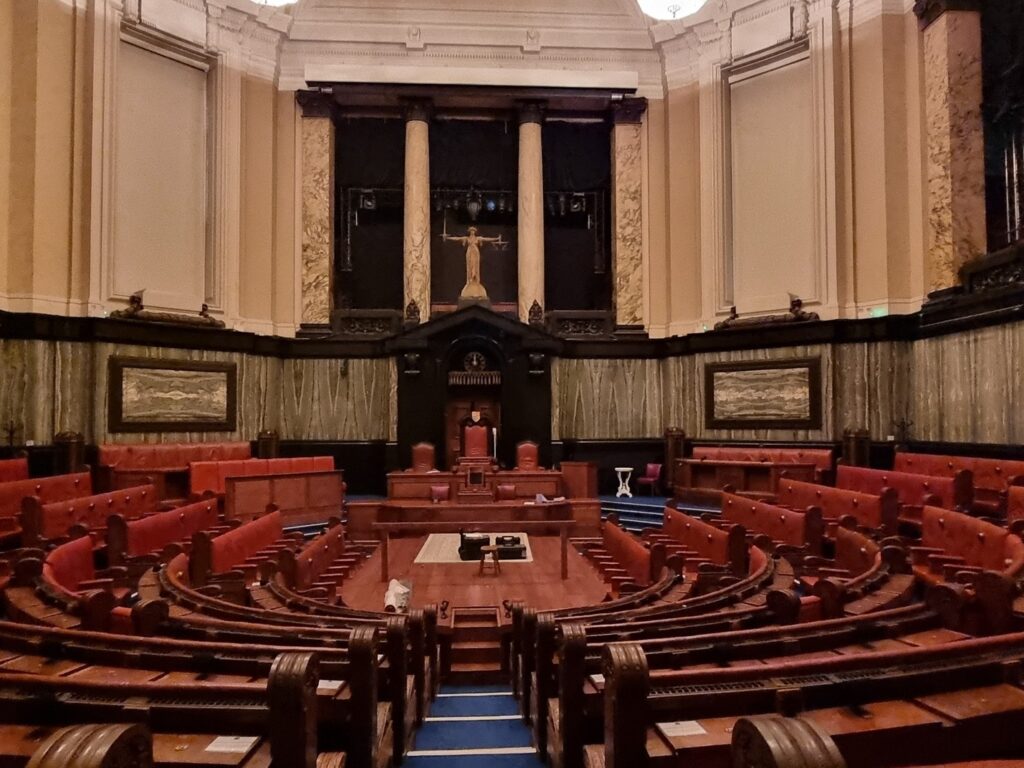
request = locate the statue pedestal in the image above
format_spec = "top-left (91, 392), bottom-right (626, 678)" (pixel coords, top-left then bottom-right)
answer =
top-left (457, 296), bottom-right (492, 309)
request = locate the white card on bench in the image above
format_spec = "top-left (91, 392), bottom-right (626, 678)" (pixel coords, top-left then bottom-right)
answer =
top-left (657, 721), bottom-right (707, 738)
top-left (318, 679), bottom-right (345, 693)
top-left (588, 673), bottom-right (605, 685)
top-left (206, 736), bottom-right (260, 754)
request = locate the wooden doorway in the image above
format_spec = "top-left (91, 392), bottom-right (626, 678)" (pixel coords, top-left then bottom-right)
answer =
top-left (444, 393), bottom-right (500, 469)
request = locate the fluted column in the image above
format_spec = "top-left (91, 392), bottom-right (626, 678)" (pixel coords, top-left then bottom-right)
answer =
top-left (518, 103), bottom-right (545, 324)
top-left (915, 0), bottom-right (986, 293)
top-left (403, 99), bottom-right (432, 324)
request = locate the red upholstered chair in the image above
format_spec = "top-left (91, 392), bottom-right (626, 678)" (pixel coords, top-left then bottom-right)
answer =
top-left (515, 441), bottom-right (540, 471)
top-left (463, 426), bottom-right (490, 459)
top-left (636, 463), bottom-right (662, 495)
top-left (411, 443), bottom-right (436, 472)
top-left (496, 484), bottom-right (517, 501)
top-left (430, 484), bottom-right (450, 504)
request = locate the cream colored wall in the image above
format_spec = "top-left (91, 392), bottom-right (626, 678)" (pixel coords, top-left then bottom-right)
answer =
top-left (664, 83), bottom-right (703, 334)
top-left (645, 99), bottom-right (670, 336)
top-left (846, 11), bottom-right (926, 317)
top-left (240, 75), bottom-right (277, 333)
top-left (0, 0), bottom-right (12, 299)
top-left (0, 1), bottom-right (301, 335)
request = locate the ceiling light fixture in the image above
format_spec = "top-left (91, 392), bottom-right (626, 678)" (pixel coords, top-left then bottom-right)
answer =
top-left (254, 0), bottom-right (294, 7)
top-left (636, 0), bottom-right (708, 20)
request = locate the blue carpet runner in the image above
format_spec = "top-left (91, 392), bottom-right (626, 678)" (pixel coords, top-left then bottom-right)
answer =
top-left (406, 684), bottom-right (543, 768)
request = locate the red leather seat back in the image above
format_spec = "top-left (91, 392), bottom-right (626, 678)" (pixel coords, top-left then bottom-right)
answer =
top-left (921, 505), bottom-right (1010, 571)
top-left (496, 484), bottom-right (517, 501)
top-left (464, 426), bottom-right (489, 458)
top-left (312, 456), bottom-right (335, 472)
top-left (411, 443), bottom-right (435, 472)
top-left (0, 458), bottom-right (29, 483)
top-left (602, 520), bottom-right (652, 586)
top-left (292, 524), bottom-right (345, 588)
top-left (776, 478), bottom-right (893, 531)
top-left (833, 526), bottom-right (879, 577)
top-left (897, 452), bottom-right (1024, 494)
top-left (125, 500), bottom-right (219, 557)
top-left (515, 442), bottom-right (540, 470)
top-left (189, 462), bottom-right (221, 497)
top-left (720, 492), bottom-right (816, 549)
top-left (1009, 487), bottom-right (1024, 528)
top-left (693, 446), bottom-right (832, 474)
top-left (836, 465), bottom-right (964, 509)
top-left (0, 472), bottom-right (92, 519)
top-left (38, 485), bottom-right (157, 538)
top-left (430, 485), bottom-right (450, 503)
top-left (662, 506), bottom-right (730, 563)
top-left (98, 442), bottom-right (251, 469)
top-left (42, 535), bottom-right (96, 592)
top-left (210, 510), bottom-right (282, 574)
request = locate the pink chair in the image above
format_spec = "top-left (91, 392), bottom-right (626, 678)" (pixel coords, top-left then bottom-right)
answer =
top-left (430, 484), bottom-right (450, 504)
top-left (636, 463), bottom-right (662, 496)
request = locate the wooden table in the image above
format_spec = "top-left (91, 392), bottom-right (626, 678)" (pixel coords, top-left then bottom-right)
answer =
top-left (371, 520), bottom-right (574, 582)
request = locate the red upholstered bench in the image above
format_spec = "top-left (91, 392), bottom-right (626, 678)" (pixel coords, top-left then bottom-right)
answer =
top-left (21, 484), bottom-right (159, 548)
top-left (656, 505), bottom-right (747, 575)
top-left (42, 535), bottom-right (130, 602)
top-left (0, 458), bottom-right (28, 483)
top-left (692, 446), bottom-right (834, 483)
top-left (1008, 486), bottom-right (1024, 535)
top-left (276, 520), bottom-right (356, 599)
top-left (834, 464), bottom-right (972, 523)
top-left (720, 491), bottom-right (824, 556)
top-left (776, 478), bottom-right (899, 535)
top-left (189, 456), bottom-right (336, 499)
top-left (106, 498), bottom-right (222, 567)
top-left (911, 505), bottom-right (1024, 586)
top-left (0, 472), bottom-right (92, 544)
top-left (187, 509), bottom-right (300, 589)
top-left (895, 451), bottom-right (1024, 517)
top-left (596, 517), bottom-right (663, 592)
top-left (98, 441), bottom-right (251, 500)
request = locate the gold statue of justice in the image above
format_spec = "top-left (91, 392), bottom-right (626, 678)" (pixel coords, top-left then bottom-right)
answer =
top-left (441, 214), bottom-right (508, 302)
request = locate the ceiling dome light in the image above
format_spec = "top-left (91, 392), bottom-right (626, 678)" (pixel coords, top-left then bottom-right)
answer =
top-left (255, 0), bottom-right (294, 6)
top-left (636, 0), bottom-right (708, 20)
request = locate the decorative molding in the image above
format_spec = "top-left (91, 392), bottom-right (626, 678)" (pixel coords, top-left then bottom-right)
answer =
top-left (913, 0), bottom-right (982, 29)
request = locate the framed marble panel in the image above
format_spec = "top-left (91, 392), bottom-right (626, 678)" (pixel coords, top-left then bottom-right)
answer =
top-left (705, 358), bottom-right (822, 430)
top-left (108, 357), bottom-right (237, 433)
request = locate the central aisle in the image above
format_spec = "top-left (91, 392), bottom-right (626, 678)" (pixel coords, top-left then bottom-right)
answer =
top-left (406, 684), bottom-right (543, 768)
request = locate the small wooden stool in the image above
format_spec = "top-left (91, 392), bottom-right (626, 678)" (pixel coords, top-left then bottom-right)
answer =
top-left (479, 545), bottom-right (501, 576)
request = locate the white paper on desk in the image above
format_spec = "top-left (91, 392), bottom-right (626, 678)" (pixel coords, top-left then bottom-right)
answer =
top-left (318, 679), bottom-right (345, 693)
top-left (658, 721), bottom-right (707, 738)
top-left (206, 736), bottom-right (259, 753)
top-left (588, 673), bottom-right (605, 685)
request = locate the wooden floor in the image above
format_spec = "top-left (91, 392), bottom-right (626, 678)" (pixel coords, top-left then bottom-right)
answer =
top-left (340, 535), bottom-right (611, 611)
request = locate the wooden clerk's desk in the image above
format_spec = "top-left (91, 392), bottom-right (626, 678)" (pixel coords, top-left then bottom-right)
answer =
top-left (386, 468), bottom-right (563, 502)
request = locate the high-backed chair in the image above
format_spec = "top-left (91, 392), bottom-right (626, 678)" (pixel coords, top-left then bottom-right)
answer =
top-left (463, 425), bottom-right (490, 459)
top-left (515, 441), bottom-right (540, 471)
top-left (636, 463), bottom-right (663, 495)
top-left (410, 442), bottom-right (436, 472)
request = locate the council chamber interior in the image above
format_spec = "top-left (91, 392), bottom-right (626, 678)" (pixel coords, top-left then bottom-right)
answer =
top-left (1, 0), bottom-right (1023, 766)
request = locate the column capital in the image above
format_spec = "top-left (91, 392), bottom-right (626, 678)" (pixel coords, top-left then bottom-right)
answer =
top-left (517, 101), bottom-right (546, 125)
top-left (913, 0), bottom-right (981, 30)
top-left (402, 98), bottom-right (434, 123)
top-left (611, 97), bottom-right (648, 125)
top-left (296, 89), bottom-right (333, 119)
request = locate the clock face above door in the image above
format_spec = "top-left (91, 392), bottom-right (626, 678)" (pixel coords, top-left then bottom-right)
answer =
top-left (463, 351), bottom-right (488, 372)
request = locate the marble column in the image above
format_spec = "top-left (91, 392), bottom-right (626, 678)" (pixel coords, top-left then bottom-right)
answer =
top-left (518, 103), bottom-right (545, 324)
top-left (611, 98), bottom-right (647, 328)
top-left (915, 0), bottom-right (987, 293)
top-left (297, 92), bottom-right (334, 328)
top-left (403, 100), bottom-right (432, 324)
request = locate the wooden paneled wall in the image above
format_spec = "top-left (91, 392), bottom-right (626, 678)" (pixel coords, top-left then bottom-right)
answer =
top-left (553, 339), bottom-right (912, 442)
top-left (0, 339), bottom-right (395, 444)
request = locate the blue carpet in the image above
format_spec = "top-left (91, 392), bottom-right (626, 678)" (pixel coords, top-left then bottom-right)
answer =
top-left (414, 720), bottom-right (532, 751)
top-left (406, 756), bottom-right (543, 768)
top-left (430, 695), bottom-right (520, 718)
top-left (407, 683), bottom-right (544, 767)
top-left (439, 684), bottom-right (511, 695)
